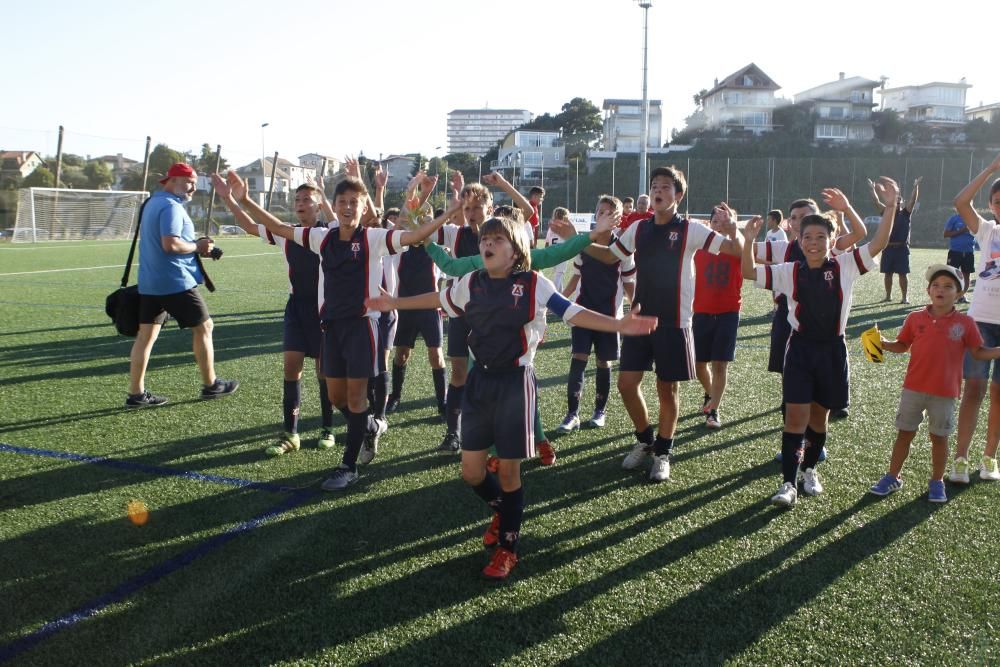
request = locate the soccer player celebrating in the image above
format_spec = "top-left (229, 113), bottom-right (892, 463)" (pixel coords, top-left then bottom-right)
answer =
top-left (223, 170), bottom-right (451, 491)
top-left (742, 177), bottom-right (899, 508)
top-left (213, 175), bottom-right (336, 455)
top-left (365, 215), bottom-right (657, 580)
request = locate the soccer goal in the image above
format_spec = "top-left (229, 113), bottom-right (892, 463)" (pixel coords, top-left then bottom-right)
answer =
top-left (12, 188), bottom-right (149, 242)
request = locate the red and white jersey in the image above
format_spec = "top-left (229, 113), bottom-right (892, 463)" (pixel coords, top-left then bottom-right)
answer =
top-left (439, 270), bottom-right (582, 368)
top-left (754, 245), bottom-right (876, 338)
top-left (294, 223), bottom-right (407, 320)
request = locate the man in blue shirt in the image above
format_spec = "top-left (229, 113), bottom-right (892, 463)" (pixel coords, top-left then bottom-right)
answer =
top-left (126, 163), bottom-right (238, 407)
top-left (944, 212), bottom-right (976, 303)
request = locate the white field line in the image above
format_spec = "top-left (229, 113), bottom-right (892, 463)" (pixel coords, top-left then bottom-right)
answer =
top-left (0, 252), bottom-right (279, 277)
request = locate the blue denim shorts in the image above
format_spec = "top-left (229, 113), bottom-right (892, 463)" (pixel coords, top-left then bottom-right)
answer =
top-left (963, 321), bottom-right (1000, 382)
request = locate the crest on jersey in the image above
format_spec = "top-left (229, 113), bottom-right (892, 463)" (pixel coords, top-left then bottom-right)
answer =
top-left (824, 270), bottom-right (834, 284)
top-left (668, 231), bottom-right (679, 247)
top-left (511, 283), bottom-right (525, 307)
top-left (351, 241), bottom-right (361, 259)
top-left (949, 323), bottom-right (965, 341)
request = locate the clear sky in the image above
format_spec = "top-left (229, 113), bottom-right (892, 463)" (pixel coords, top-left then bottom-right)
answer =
top-left (3, 0), bottom-right (994, 169)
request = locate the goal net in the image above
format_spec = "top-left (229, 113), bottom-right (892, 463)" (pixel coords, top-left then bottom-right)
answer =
top-left (13, 188), bottom-right (149, 242)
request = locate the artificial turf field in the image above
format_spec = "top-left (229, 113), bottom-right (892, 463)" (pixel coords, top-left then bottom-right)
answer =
top-left (1, 238), bottom-right (998, 666)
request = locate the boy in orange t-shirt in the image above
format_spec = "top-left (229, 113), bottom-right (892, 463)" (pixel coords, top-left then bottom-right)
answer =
top-left (870, 264), bottom-right (1000, 502)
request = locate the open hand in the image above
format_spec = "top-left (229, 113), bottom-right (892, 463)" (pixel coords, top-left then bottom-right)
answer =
top-left (364, 287), bottom-right (396, 312)
top-left (618, 303), bottom-right (658, 336)
top-left (549, 216), bottom-right (576, 240)
top-left (345, 156), bottom-right (361, 179)
top-left (451, 170), bottom-right (464, 194)
top-left (874, 176), bottom-right (900, 206)
top-left (210, 173), bottom-right (231, 199)
top-left (226, 171), bottom-right (248, 202)
top-left (821, 187), bottom-right (850, 212)
top-left (374, 163), bottom-right (387, 189)
top-left (741, 215), bottom-right (764, 239)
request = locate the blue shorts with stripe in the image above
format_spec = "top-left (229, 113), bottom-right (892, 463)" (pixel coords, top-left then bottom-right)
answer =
top-left (571, 326), bottom-right (620, 361)
top-left (693, 311), bottom-right (739, 363)
top-left (620, 326), bottom-right (695, 382)
top-left (283, 297), bottom-right (322, 359)
top-left (395, 309), bottom-right (443, 349)
top-left (321, 316), bottom-right (379, 379)
top-left (782, 332), bottom-right (849, 409)
top-left (768, 300), bottom-right (792, 373)
top-left (461, 365), bottom-right (537, 460)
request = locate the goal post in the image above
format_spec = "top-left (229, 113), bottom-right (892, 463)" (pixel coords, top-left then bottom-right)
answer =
top-left (13, 188), bottom-right (149, 242)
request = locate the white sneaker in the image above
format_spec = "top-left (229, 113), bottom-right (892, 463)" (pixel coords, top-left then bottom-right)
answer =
top-left (948, 456), bottom-right (971, 484)
top-left (556, 413), bottom-right (580, 434)
top-left (622, 442), bottom-right (652, 470)
top-left (649, 454), bottom-right (671, 482)
top-left (980, 456), bottom-right (1000, 481)
top-left (705, 410), bottom-right (721, 429)
top-left (588, 410), bottom-right (607, 428)
top-left (801, 467), bottom-right (823, 496)
top-left (771, 482), bottom-right (797, 507)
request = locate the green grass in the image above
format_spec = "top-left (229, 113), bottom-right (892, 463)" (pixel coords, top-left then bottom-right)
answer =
top-left (1, 240), bottom-right (999, 665)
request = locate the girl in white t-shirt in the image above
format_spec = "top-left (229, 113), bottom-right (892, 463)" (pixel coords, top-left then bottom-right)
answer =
top-left (950, 152), bottom-right (1000, 483)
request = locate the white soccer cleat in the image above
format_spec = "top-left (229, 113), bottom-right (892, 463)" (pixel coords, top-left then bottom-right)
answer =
top-left (771, 482), bottom-right (797, 507)
top-left (801, 467), bottom-right (823, 496)
top-left (648, 454), bottom-right (671, 482)
top-left (947, 457), bottom-right (970, 484)
top-left (622, 442), bottom-right (651, 470)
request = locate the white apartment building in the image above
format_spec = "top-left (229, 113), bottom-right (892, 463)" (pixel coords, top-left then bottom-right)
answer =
top-left (793, 73), bottom-right (879, 142)
top-left (601, 99), bottom-right (663, 152)
top-left (881, 80), bottom-right (971, 124)
top-left (447, 109), bottom-right (533, 157)
top-left (701, 63), bottom-right (780, 136)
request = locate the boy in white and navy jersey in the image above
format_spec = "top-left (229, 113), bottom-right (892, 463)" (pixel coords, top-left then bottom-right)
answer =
top-left (213, 177), bottom-right (337, 456)
top-left (557, 195), bottom-right (635, 433)
top-left (585, 166), bottom-right (743, 482)
top-left (741, 177), bottom-right (899, 508)
top-left (366, 215), bottom-right (657, 580)
top-left (231, 172), bottom-right (453, 491)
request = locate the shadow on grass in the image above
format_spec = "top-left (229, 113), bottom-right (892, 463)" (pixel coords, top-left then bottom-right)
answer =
top-left (571, 488), bottom-right (964, 665)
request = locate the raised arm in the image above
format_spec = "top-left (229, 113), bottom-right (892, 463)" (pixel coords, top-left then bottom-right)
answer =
top-left (211, 174), bottom-right (260, 237)
top-left (741, 216), bottom-right (764, 280)
top-left (397, 200), bottom-right (461, 247)
top-left (954, 152), bottom-right (1000, 234)
top-left (581, 207), bottom-right (626, 265)
top-left (866, 177), bottom-right (899, 257)
top-left (529, 218), bottom-right (592, 270)
top-left (905, 176), bottom-right (921, 212)
top-left (373, 163), bottom-right (387, 212)
top-left (867, 178), bottom-right (885, 211)
top-left (482, 172), bottom-right (534, 223)
top-left (567, 302), bottom-right (657, 336)
top-left (426, 241), bottom-right (484, 277)
top-left (822, 187), bottom-right (867, 249)
top-left (309, 174), bottom-right (336, 222)
top-left (714, 202), bottom-right (744, 257)
top-left (365, 288), bottom-right (442, 313)
top-left (224, 171), bottom-right (295, 241)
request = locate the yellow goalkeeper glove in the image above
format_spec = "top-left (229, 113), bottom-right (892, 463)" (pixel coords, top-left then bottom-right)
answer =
top-left (861, 325), bottom-right (884, 363)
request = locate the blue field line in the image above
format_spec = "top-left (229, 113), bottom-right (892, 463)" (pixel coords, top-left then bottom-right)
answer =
top-left (0, 442), bottom-right (302, 495)
top-left (0, 491), bottom-right (313, 664)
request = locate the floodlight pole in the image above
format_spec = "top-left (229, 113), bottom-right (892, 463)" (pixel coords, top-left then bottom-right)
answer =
top-left (266, 151), bottom-right (279, 211)
top-left (140, 136), bottom-right (151, 196)
top-left (637, 1), bottom-right (652, 196)
top-left (54, 125), bottom-right (65, 189)
top-left (205, 144), bottom-right (222, 236)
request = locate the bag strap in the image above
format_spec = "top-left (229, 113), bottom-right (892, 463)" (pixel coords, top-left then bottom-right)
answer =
top-left (120, 196), bottom-right (150, 288)
top-left (195, 255), bottom-right (215, 292)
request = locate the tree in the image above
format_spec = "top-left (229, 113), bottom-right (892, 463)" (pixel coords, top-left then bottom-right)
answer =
top-left (873, 109), bottom-right (905, 144)
top-left (148, 143), bottom-right (186, 180)
top-left (965, 118), bottom-right (1000, 146)
top-left (60, 154), bottom-right (85, 168)
top-left (194, 143), bottom-right (230, 174)
top-left (555, 97), bottom-right (602, 159)
top-left (23, 167), bottom-right (55, 188)
top-left (83, 160), bottom-right (114, 189)
top-left (444, 152), bottom-right (482, 183)
top-left (522, 113), bottom-right (560, 132)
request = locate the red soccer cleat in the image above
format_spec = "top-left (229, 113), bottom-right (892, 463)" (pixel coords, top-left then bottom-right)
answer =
top-left (486, 455), bottom-right (500, 473)
top-left (537, 440), bottom-right (557, 466)
top-left (482, 546), bottom-right (518, 580)
top-left (482, 512), bottom-right (500, 547)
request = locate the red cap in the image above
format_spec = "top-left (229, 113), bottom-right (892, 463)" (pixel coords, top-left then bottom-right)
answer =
top-left (159, 163), bottom-right (197, 184)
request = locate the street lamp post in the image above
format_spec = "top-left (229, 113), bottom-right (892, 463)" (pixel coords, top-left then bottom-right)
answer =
top-left (636, 1), bottom-right (652, 196)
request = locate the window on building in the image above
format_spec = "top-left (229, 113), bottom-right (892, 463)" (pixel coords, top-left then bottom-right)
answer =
top-left (816, 124), bottom-right (848, 138)
top-left (828, 106), bottom-right (845, 119)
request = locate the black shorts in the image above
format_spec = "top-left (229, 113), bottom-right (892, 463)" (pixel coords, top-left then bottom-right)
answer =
top-left (321, 317), bottom-right (379, 379)
top-left (395, 309), bottom-right (443, 349)
top-left (447, 316), bottom-right (471, 359)
top-left (284, 297), bottom-right (321, 358)
top-left (880, 246), bottom-right (910, 274)
top-left (571, 326), bottom-right (620, 362)
top-left (378, 311), bottom-right (397, 352)
top-left (139, 288), bottom-right (209, 329)
top-left (947, 250), bottom-right (975, 275)
top-left (782, 333), bottom-right (849, 410)
top-left (461, 365), bottom-right (537, 459)
top-left (768, 300), bottom-right (791, 374)
top-left (693, 311), bottom-right (740, 363)
top-left (619, 326), bottom-right (695, 382)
